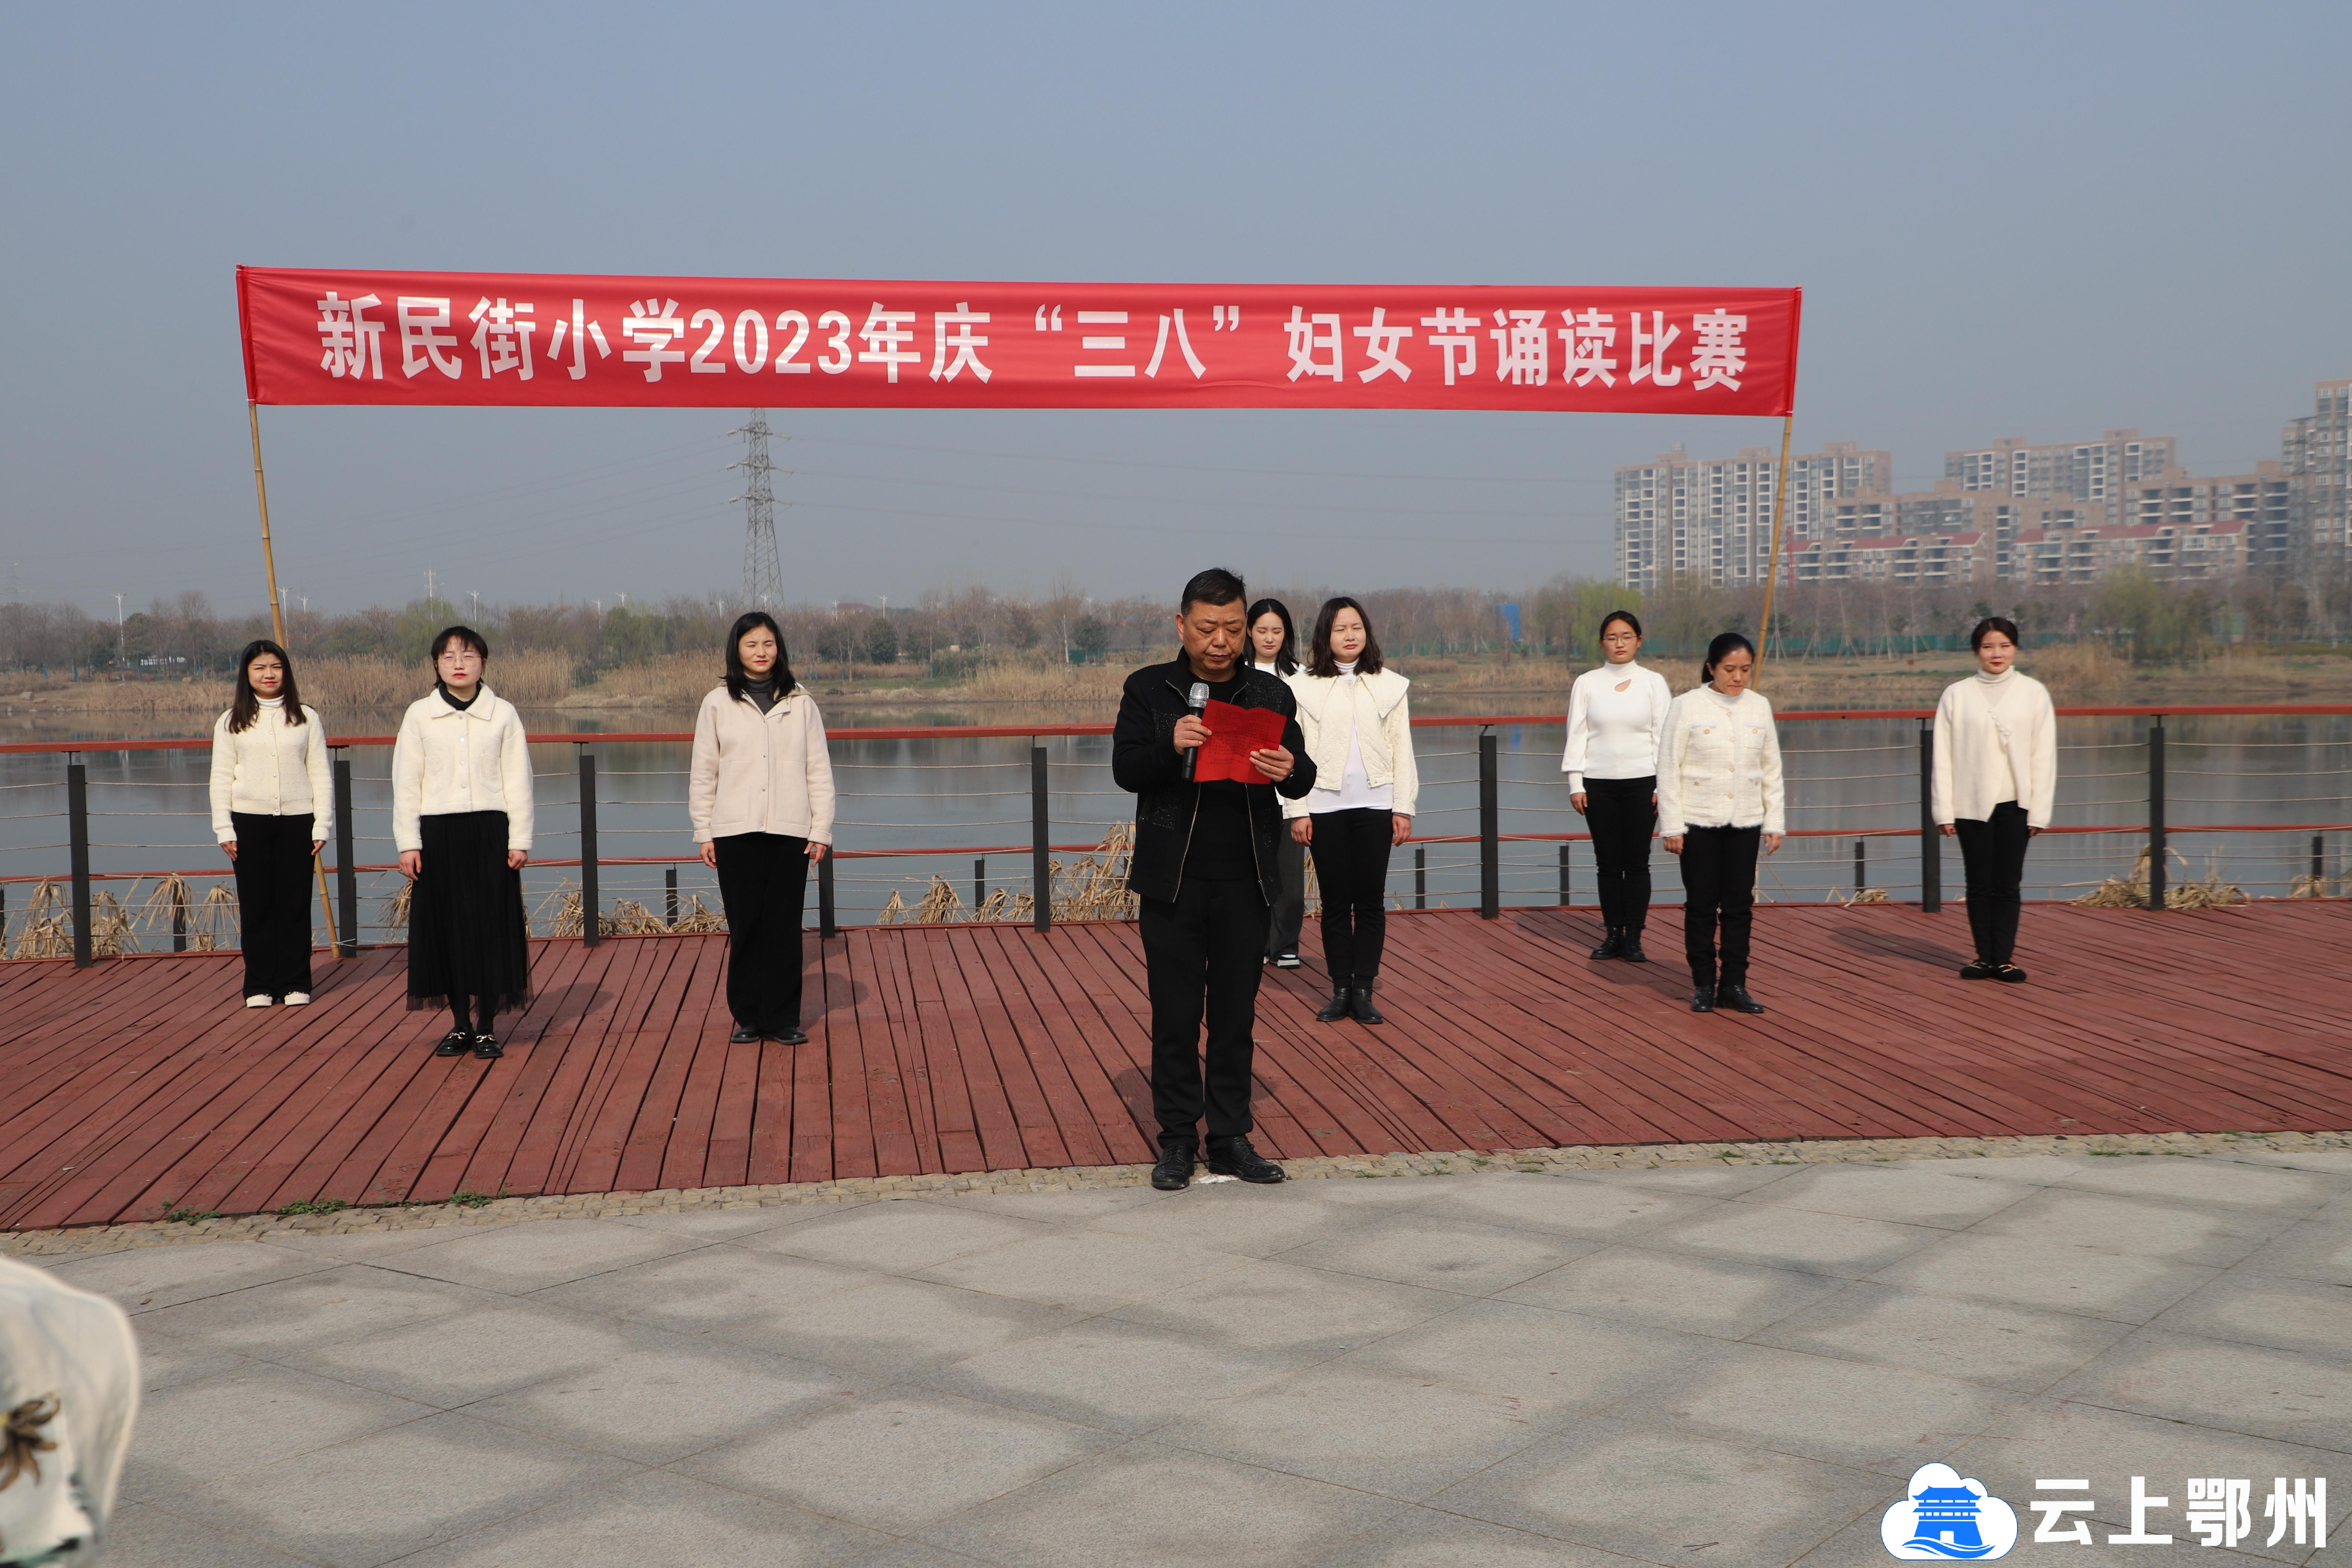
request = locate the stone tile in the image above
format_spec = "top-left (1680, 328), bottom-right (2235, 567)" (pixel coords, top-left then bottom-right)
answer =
top-left (1110, 1258), bottom-right (1461, 1354)
top-left (1886, 1154), bottom-right (2092, 1185)
top-left (132, 1323), bottom-right (252, 1394)
top-left (252, 1227), bottom-right (464, 1262)
top-left (1640, 1200), bottom-right (1946, 1279)
top-left (1409, 1174), bottom-right (1723, 1240)
top-left (159, 1410), bottom-right (639, 1568)
top-left (395, 1465), bottom-right (889, 1567)
top-left (1307, 1507), bottom-right (1646, 1567)
top-left (1749, 1280), bottom-right (2133, 1392)
top-left (1499, 1243), bottom-right (1847, 1337)
top-left (384, 1217), bottom-right (708, 1293)
top-left (1343, 1299), bottom-right (1719, 1422)
top-left (922, 1317), bottom-right (1305, 1434)
top-left (716, 1276), bottom-right (1083, 1378)
top-left (677, 1387), bottom-right (1118, 1532)
top-left (600, 1202), bottom-right (856, 1240)
top-left (1746, 1161), bottom-right (2040, 1229)
top-left (2058, 1155), bottom-right (2347, 1216)
top-left (1969, 1187), bottom-right (2290, 1267)
top-left (934, 1186), bottom-right (1164, 1223)
top-left (1289, 1173), bottom-right (1464, 1209)
top-left (749, 1199), bottom-right (1051, 1271)
top-left (2047, 1328), bottom-right (2352, 1452)
top-left (1277, 1213), bottom-right (1594, 1295)
top-left (920, 1443), bottom-right (1410, 1568)
top-left (917, 1229), bottom-right (1247, 1312)
top-left (122, 1362), bottom-right (435, 1502)
top-left (1868, 1233), bottom-right (2219, 1323)
top-left (135, 1260), bottom-right (489, 1355)
top-left (1556, 1164), bottom-right (1804, 1197)
top-left (530, 1242), bottom-right (877, 1330)
top-left (280, 1298), bottom-right (642, 1406)
top-left (1431, 1416), bottom-right (1893, 1564)
top-left (2151, 1271), bottom-right (2352, 1363)
top-left (39, 1240), bottom-right (332, 1312)
top-left (2219, 1150), bottom-right (2352, 1177)
top-left (2237, 1217), bottom-right (2352, 1287)
top-left (838, 1547), bottom-right (997, 1568)
top-left (1157, 1363), bottom-right (1553, 1500)
top-left (104, 1501), bottom-right (318, 1567)
top-left (1092, 1185), bottom-right (1370, 1257)
top-left (469, 1339), bottom-right (864, 1464)
top-left (1632, 1340), bottom-right (2014, 1471)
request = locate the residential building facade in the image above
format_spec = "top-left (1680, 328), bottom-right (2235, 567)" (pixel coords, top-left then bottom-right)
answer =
top-left (1615, 441), bottom-right (1890, 591)
top-left (2286, 380), bottom-right (2352, 568)
top-left (1944, 430), bottom-right (2177, 502)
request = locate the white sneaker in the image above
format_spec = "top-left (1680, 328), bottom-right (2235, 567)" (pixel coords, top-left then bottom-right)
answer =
top-left (245, 995), bottom-right (272, 1008)
top-left (283, 992), bottom-right (311, 1006)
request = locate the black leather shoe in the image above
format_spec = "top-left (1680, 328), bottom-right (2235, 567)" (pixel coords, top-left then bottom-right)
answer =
top-left (1959, 959), bottom-right (1996, 980)
top-left (1589, 927), bottom-right (1625, 960)
top-left (1205, 1136), bottom-right (1286, 1184)
top-left (1150, 1142), bottom-right (1197, 1191)
top-left (729, 1026), bottom-right (761, 1044)
top-left (1622, 930), bottom-right (1649, 963)
top-left (1348, 985), bottom-right (1385, 1025)
top-left (435, 1031), bottom-right (471, 1057)
top-left (1273, 951), bottom-right (1301, 969)
top-left (472, 1034), bottom-right (504, 1059)
top-left (1994, 963), bottom-right (2029, 984)
top-left (1315, 988), bottom-right (1351, 1023)
top-left (1690, 986), bottom-right (1715, 1013)
top-left (1717, 983), bottom-right (1765, 1014)
top-left (767, 1027), bottom-right (810, 1044)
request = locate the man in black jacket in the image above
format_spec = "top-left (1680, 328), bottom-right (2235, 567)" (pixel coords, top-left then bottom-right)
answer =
top-left (1112, 567), bottom-right (1316, 1191)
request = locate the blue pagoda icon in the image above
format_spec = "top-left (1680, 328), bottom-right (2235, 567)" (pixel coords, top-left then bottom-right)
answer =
top-left (1905, 1483), bottom-right (1996, 1559)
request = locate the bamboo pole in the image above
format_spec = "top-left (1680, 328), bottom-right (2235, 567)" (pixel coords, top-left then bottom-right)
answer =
top-left (1756, 413), bottom-right (1795, 684)
top-left (248, 403), bottom-right (341, 959)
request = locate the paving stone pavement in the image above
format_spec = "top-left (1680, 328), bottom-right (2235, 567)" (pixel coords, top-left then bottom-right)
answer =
top-left (32, 1145), bottom-right (2352, 1566)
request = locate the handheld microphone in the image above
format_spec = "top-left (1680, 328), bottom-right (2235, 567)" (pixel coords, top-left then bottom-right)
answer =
top-left (1181, 681), bottom-right (1209, 781)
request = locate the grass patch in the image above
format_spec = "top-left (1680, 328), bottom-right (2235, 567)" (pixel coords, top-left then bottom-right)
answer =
top-left (159, 1204), bottom-right (215, 1224)
top-left (276, 1197), bottom-right (349, 1216)
top-left (446, 1189), bottom-right (507, 1208)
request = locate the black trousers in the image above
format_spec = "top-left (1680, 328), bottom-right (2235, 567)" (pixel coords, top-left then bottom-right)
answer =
top-left (1308, 807), bottom-right (1393, 983)
top-left (1955, 801), bottom-right (2031, 965)
top-left (231, 811), bottom-right (314, 999)
top-left (1583, 775), bottom-right (1657, 932)
top-left (1140, 875), bottom-right (1267, 1146)
top-left (713, 832), bottom-right (812, 1034)
top-left (1679, 824), bottom-right (1761, 988)
top-left (1265, 834), bottom-right (1306, 959)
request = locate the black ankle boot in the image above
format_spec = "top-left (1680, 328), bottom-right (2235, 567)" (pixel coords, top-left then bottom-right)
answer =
top-left (1589, 927), bottom-right (1625, 960)
top-left (1348, 985), bottom-right (1385, 1025)
top-left (1315, 988), bottom-right (1351, 1023)
top-left (1622, 928), bottom-right (1648, 963)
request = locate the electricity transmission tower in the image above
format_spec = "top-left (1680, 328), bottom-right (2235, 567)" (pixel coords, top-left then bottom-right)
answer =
top-left (730, 411), bottom-right (785, 609)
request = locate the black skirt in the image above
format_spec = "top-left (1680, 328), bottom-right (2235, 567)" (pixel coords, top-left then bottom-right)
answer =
top-left (406, 810), bottom-right (532, 1015)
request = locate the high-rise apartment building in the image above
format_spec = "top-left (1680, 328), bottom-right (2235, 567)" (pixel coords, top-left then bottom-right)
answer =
top-left (2121, 463), bottom-right (2292, 570)
top-left (2286, 381), bottom-right (2352, 567)
top-left (1614, 441), bottom-right (1890, 591)
top-left (1944, 430), bottom-right (2176, 503)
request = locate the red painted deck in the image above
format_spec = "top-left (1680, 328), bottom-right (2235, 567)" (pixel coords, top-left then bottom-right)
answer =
top-left (3, 903), bottom-right (2349, 1231)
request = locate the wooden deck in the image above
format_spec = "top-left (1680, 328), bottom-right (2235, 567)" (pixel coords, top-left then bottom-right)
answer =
top-left (4, 903), bottom-right (2350, 1231)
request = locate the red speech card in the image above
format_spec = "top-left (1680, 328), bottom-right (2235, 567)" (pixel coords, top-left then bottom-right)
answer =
top-left (1193, 700), bottom-right (1288, 783)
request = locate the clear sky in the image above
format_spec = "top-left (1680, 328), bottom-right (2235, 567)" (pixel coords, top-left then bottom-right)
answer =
top-left (4, 2), bottom-right (2346, 617)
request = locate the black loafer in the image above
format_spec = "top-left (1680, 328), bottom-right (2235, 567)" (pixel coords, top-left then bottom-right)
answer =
top-left (767, 1028), bottom-right (810, 1044)
top-left (1589, 928), bottom-right (1625, 960)
top-left (1273, 951), bottom-right (1301, 969)
top-left (1994, 963), bottom-right (2028, 984)
top-left (1690, 986), bottom-right (1715, 1013)
top-left (1151, 1142), bottom-right (1197, 1191)
top-left (1205, 1135), bottom-right (1286, 1183)
top-left (1622, 931), bottom-right (1649, 963)
top-left (1960, 960), bottom-right (1996, 980)
top-left (1314, 988), bottom-right (1351, 1023)
top-left (1348, 985), bottom-right (1385, 1025)
top-left (472, 1034), bottom-right (504, 1059)
top-left (434, 1031), bottom-right (471, 1057)
top-left (1717, 984), bottom-right (1766, 1014)
top-left (729, 1026), bottom-right (761, 1044)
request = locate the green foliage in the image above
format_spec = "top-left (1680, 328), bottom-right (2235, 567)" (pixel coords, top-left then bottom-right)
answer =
top-left (2095, 567), bottom-right (2213, 663)
top-left (814, 619), bottom-right (857, 664)
top-left (1071, 613), bottom-right (1112, 658)
top-left (159, 1203), bottom-right (214, 1224)
top-left (276, 1197), bottom-right (348, 1216)
top-left (395, 597), bottom-right (461, 665)
top-left (447, 1189), bottom-right (504, 1208)
top-left (602, 603), bottom-right (666, 665)
top-left (864, 614), bottom-right (899, 665)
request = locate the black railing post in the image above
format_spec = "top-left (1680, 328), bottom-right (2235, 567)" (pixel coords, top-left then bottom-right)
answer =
top-left (1031, 743), bottom-right (1051, 932)
top-left (172, 880), bottom-right (187, 952)
top-left (1478, 731), bottom-right (1499, 919)
top-left (1918, 722), bottom-right (1940, 913)
top-left (2314, 833), bottom-right (2326, 894)
top-left (818, 849), bottom-right (837, 936)
top-left (974, 856), bottom-right (986, 914)
top-left (2147, 719), bottom-right (2167, 911)
top-left (576, 746), bottom-right (599, 946)
top-left (1854, 837), bottom-right (1866, 895)
top-left (1415, 845), bottom-right (1427, 909)
top-left (332, 752), bottom-right (357, 956)
top-left (67, 756), bottom-right (91, 967)
top-left (1558, 842), bottom-right (1571, 907)
top-left (665, 867), bottom-right (678, 927)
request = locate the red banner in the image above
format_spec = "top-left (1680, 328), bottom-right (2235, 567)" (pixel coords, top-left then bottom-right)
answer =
top-left (237, 268), bottom-right (1799, 416)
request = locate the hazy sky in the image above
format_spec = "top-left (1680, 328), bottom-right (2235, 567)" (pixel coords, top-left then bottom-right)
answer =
top-left (5, 2), bottom-right (2346, 619)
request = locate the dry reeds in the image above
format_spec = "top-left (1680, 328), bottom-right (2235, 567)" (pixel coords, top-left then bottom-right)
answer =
top-left (6, 881), bottom-right (71, 959)
top-left (2069, 845), bottom-right (2248, 910)
top-left (874, 824), bottom-right (1141, 925)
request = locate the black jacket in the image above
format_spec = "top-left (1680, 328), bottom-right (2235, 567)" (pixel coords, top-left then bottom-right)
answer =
top-left (1112, 657), bottom-right (1316, 906)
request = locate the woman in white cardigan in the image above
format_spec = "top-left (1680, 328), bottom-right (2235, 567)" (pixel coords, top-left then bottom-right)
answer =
top-left (1287, 597), bottom-right (1416, 1025)
top-left (209, 639), bottom-right (331, 1008)
top-left (1657, 632), bottom-right (1784, 1016)
top-left (1563, 609), bottom-right (1671, 963)
top-left (1934, 616), bottom-right (2057, 982)
top-left (393, 626), bottom-right (533, 1060)
top-left (690, 612), bottom-right (835, 1046)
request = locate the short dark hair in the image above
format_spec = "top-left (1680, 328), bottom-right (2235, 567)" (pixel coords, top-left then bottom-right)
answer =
top-left (1700, 631), bottom-right (1755, 686)
top-left (724, 611), bottom-right (796, 703)
top-left (1970, 616), bottom-right (2022, 651)
top-left (1180, 567), bottom-right (1246, 612)
top-left (430, 624), bottom-right (490, 662)
top-left (1598, 609), bottom-right (1643, 642)
top-left (1309, 596), bottom-right (1385, 678)
top-left (1245, 598), bottom-right (1298, 677)
top-left (228, 639), bottom-right (306, 733)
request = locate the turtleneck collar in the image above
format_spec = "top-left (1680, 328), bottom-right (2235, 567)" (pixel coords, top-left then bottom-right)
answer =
top-left (257, 694), bottom-right (284, 707)
top-left (438, 681), bottom-right (479, 712)
top-left (1704, 683), bottom-right (1744, 709)
top-left (1975, 666), bottom-right (2018, 686)
top-left (1336, 660), bottom-right (1359, 678)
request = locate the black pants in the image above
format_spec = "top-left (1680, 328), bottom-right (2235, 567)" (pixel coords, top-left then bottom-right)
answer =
top-left (1308, 807), bottom-right (1393, 983)
top-left (1265, 834), bottom-right (1306, 960)
top-left (1583, 775), bottom-right (1657, 932)
top-left (1140, 875), bottom-right (1267, 1146)
top-left (713, 832), bottom-right (812, 1034)
top-left (1679, 824), bottom-right (1761, 989)
top-left (231, 812), bottom-right (314, 1000)
top-left (1955, 801), bottom-right (2031, 965)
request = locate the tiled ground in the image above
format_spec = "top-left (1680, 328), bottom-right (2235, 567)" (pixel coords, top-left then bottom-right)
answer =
top-left (37, 1149), bottom-right (2352, 1566)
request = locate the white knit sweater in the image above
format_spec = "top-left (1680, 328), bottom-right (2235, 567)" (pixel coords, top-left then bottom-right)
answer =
top-left (1655, 686), bottom-right (1785, 836)
top-left (210, 697), bottom-right (333, 843)
top-left (1932, 668), bottom-right (2057, 829)
top-left (1561, 661), bottom-right (1672, 790)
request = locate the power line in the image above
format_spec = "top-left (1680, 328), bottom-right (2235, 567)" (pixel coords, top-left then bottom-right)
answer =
top-left (731, 412), bottom-right (783, 609)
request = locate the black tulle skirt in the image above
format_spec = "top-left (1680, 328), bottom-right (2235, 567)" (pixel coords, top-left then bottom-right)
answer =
top-left (406, 811), bottom-right (532, 1015)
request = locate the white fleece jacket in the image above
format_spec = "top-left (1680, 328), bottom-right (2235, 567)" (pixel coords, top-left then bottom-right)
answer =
top-left (1283, 665), bottom-right (1418, 819)
top-left (390, 686), bottom-right (535, 853)
top-left (209, 697), bottom-right (333, 843)
top-left (1655, 686), bottom-right (1785, 837)
top-left (1932, 668), bottom-right (2058, 829)
top-left (688, 683), bottom-right (838, 845)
